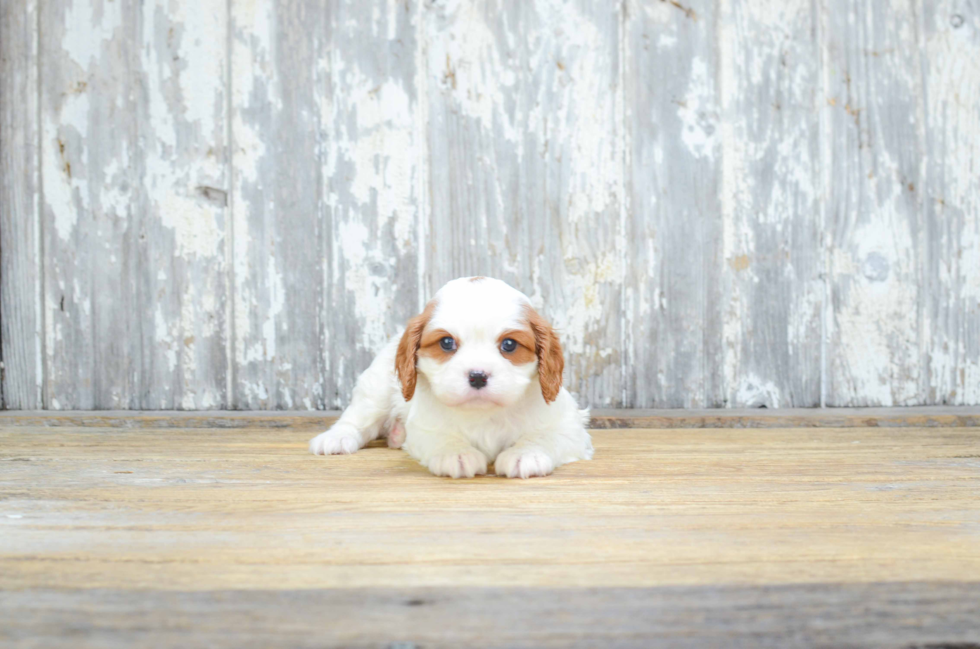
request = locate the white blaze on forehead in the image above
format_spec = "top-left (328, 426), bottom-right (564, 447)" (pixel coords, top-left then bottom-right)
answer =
top-left (428, 277), bottom-right (531, 338)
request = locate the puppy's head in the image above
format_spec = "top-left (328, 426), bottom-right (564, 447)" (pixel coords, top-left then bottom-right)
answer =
top-left (395, 277), bottom-right (564, 408)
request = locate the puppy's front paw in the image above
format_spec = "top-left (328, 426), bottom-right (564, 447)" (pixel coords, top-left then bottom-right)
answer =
top-left (309, 423), bottom-right (362, 455)
top-left (426, 448), bottom-right (488, 479)
top-left (494, 448), bottom-right (554, 479)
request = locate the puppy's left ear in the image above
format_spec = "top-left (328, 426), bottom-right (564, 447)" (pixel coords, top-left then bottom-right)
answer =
top-left (395, 301), bottom-right (435, 401)
top-left (526, 306), bottom-right (564, 404)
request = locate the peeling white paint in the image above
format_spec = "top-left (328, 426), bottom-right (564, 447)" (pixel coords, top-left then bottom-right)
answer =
top-left (337, 220), bottom-right (391, 353)
top-left (45, 112), bottom-right (87, 242)
top-left (822, 0), bottom-right (928, 407)
top-left (557, 249), bottom-right (621, 357)
top-left (536, 1), bottom-right (617, 226)
top-left (426, 0), bottom-right (517, 140)
top-left (919, 0), bottom-right (980, 404)
top-left (13, 0), bottom-right (980, 410)
top-left (336, 72), bottom-right (417, 251)
top-left (522, 0), bottom-right (622, 377)
top-left (155, 307), bottom-right (178, 373)
top-left (679, 57), bottom-right (718, 160)
top-left (230, 0), bottom-right (279, 408)
top-left (61, 0), bottom-right (120, 68)
top-left (736, 373), bottom-right (782, 408)
top-left (832, 218), bottom-right (920, 405)
top-left (157, 193), bottom-right (224, 258)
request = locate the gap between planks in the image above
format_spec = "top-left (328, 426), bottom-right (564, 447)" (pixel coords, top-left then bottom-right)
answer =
top-left (0, 406), bottom-right (979, 429)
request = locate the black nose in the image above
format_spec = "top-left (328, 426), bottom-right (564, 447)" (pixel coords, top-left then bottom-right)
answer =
top-left (468, 370), bottom-right (488, 389)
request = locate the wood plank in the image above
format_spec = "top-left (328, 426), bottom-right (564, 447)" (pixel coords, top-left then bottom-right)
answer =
top-left (2, 426), bottom-right (979, 591)
top-left (39, 0), bottom-right (144, 408)
top-left (589, 405), bottom-right (980, 429)
top-left (3, 423), bottom-right (979, 643)
top-left (322, 0), bottom-right (422, 407)
top-left (229, 0), bottom-right (326, 409)
top-left (36, 0), bottom-right (230, 409)
top-left (3, 583), bottom-right (979, 648)
top-left (137, 0), bottom-right (230, 408)
top-left (0, 410), bottom-right (341, 429)
top-left (422, 0), bottom-right (625, 407)
top-left (718, 0), bottom-right (823, 407)
top-left (2, 406), bottom-right (980, 429)
top-left (919, 0), bottom-right (980, 405)
top-left (0, 0), bottom-right (41, 409)
top-left (624, 0), bottom-right (724, 408)
top-left (821, 0), bottom-right (926, 406)
top-left (5, 0), bottom-right (980, 414)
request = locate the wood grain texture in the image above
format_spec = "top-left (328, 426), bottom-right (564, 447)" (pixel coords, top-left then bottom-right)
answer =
top-left (0, 0), bottom-right (41, 409)
top-left (40, 0), bottom-right (143, 409)
top-left (229, 0), bottom-right (327, 409)
top-left (3, 583), bottom-right (980, 648)
top-left (2, 426), bottom-right (979, 591)
top-left (422, 0), bottom-right (625, 407)
top-left (624, 0), bottom-right (724, 408)
top-left (822, 0), bottom-right (927, 406)
top-left (139, 0), bottom-right (230, 409)
top-left (4, 0), bottom-right (980, 410)
top-left (323, 0), bottom-right (422, 407)
top-left (920, 0), bottom-right (980, 406)
top-left (3, 406), bottom-right (980, 429)
top-left (588, 405), bottom-right (980, 429)
top-left (3, 423), bottom-right (979, 644)
top-left (36, 0), bottom-right (230, 409)
top-left (719, 0), bottom-right (823, 408)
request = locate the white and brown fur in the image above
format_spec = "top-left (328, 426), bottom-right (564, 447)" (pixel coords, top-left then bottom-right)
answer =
top-left (309, 277), bottom-right (593, 478)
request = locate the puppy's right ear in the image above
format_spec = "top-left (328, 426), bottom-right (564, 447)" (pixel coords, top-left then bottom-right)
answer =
top-left (395, 301), bottom-right (435, 401)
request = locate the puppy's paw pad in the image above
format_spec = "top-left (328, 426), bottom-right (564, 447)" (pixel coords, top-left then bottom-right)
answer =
top-left (427, 449), bottom-right (488, 479)
top-left (387, 422), bottom-right (406, 449)
top-left (309, 424), bottom-right (361, 455)
top-left (495, 449), bottom-right (554, 479)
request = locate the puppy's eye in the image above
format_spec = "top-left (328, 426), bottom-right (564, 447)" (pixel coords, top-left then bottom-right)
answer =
top-left (439, 336), bottom-right (457, 352)
top-left (500, 338), bottom-right (517, 353)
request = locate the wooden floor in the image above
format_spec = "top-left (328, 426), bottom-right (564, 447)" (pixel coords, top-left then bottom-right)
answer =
top-left (2, 422), bottom-right (979, 647)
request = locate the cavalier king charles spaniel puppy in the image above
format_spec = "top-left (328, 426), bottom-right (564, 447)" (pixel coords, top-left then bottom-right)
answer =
top-left (309, 277), bottom-right (593, 478)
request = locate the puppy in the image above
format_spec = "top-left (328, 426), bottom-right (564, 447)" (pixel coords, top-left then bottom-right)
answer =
top-left (309, 277), bottom-right (593, 478)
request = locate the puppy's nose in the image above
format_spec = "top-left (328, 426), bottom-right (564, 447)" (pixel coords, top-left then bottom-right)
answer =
top-left (468, 370), bottom-right (489, 389)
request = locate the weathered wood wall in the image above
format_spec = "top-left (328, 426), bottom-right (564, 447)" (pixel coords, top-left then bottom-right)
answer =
top-left (1, 0), bottom-right (978, 410)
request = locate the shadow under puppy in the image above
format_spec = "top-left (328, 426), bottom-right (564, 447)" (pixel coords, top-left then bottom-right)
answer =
top-left (310, 277), bottom-right (593, 478)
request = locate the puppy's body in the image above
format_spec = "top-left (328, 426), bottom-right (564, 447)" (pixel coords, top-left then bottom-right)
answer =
top-left (310, 277), bottom-right (593, 478)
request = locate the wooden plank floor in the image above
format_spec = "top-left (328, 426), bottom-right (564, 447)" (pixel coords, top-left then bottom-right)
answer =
top-left (2, 424), bottom-right (979, 647)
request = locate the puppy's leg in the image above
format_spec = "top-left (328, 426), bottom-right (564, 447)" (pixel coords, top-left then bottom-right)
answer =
top-left (386, 420), bottom-right (406, 448)
top-left (309, 340), bottom-right (399, 456)
top-left (403, 429), bottom-right (488, 479)
top-left (495, 407), bottom-right (593, 479)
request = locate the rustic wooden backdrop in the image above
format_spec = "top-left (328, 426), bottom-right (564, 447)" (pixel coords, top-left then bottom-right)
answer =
top-left (1, 0), bottom-right (978, 410)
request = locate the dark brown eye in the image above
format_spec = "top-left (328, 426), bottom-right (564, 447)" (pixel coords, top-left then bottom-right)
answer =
top-left (500, 338), bottom-right (517, 353)
top-left (440, 336), bottom-right (457, 352)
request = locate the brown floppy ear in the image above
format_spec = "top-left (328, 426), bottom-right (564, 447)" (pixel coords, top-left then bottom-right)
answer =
top-left (395, 301), bottom-right (436, 401)
top-left (525, 305), bottom-right (564, 404)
